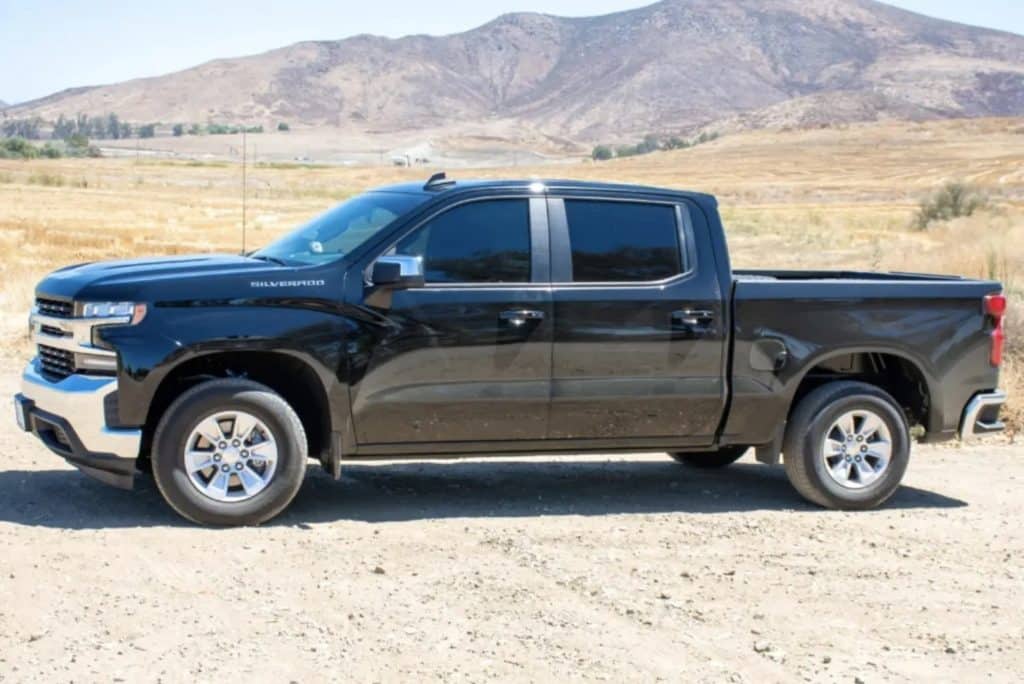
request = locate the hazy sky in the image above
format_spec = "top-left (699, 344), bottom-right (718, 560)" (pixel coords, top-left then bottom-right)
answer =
top-left (1, 0), bottom-right (1021, 104)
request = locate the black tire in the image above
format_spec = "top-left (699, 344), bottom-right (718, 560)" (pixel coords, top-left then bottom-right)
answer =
top-left (783, 381), bottom-right (910, 510)
top-left (669, 446), bottom-right (749, 468)
top-left (152, 379), bottom-right (308, 526)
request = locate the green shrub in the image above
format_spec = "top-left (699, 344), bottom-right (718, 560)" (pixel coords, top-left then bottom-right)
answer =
top-left (277, 122), bottom-right (290, 132)
top-left (40, 142), bottom-right (63, 158)
top-left (913, 182), bottom-right (988, 230)
top-left (664, 137), bottom-right (691, 150)
top-left (67, 133), bottom-right (90, 151)
top-left (1, 137), bottom-right (39, 159)
top-left (172, 124), bottom-right (185, 137)
top-left (591, 145), bottom-right (613, 161)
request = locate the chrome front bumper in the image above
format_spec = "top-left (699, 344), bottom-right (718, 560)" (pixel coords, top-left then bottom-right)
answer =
top-left (958, 390), bottom-right (1007, 441)
top-left (15, 361), bottom-right (142, 488)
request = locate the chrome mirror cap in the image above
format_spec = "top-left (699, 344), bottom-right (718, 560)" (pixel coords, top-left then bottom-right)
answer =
top-left (371, 255), bottom-right (425, 288)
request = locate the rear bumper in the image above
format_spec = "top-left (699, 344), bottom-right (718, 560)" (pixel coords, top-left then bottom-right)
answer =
top-left (958, 390), bottom-right (1007, 441)
top-left (15, 361), bottom-right (141, 489)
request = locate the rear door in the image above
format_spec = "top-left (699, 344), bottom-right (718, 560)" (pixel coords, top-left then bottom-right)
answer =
top-left (547, 195), bottom-right (727, 445)
top-left (350, 196), bottom-right (553, 445)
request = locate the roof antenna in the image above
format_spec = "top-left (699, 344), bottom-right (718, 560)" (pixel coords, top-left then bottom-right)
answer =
top-left (424, 171), bottom-right (455, 191)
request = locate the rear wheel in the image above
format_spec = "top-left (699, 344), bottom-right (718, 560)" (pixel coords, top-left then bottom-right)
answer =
top-left (669, 446), bottom-right (748, 468)
top-left (152, 379), bottom-right (308, 526)
top-left (783, 381), bottom-right (910, 510)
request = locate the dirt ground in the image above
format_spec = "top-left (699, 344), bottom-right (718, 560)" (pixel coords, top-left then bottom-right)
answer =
top-left (1, 370), bottom-right (1021, 683)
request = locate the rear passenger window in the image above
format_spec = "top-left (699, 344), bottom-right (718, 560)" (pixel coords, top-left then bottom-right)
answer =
top-left (395, 199), bottom-right (531, 283)
top-left (565, 200), bottom-right (682, 282)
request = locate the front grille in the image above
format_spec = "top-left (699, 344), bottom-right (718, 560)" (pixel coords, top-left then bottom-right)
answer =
top-left (36, 297), bottom-right (74, 318)
top-left (40, 324), bottom-right (69, 337)
top-left (38, 344), bottom-right (75, 379)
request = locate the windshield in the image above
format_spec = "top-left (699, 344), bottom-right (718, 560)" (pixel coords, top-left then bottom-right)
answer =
top-left (254, 191), bottom-right (425, 265)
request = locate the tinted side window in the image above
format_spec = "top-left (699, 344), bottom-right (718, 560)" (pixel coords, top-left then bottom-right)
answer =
top-left (565, 200), bottom-right (682, 282)
top-left (395, 199), bottom-right (531, 283)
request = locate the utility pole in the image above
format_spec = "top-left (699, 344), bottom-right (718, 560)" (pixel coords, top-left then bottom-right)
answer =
top-left (241, 128), bottom-right (247, 255)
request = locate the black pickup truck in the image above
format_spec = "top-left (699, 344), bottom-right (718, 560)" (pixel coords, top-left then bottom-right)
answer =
top-left (14, 174), bottom-right (1007, 525)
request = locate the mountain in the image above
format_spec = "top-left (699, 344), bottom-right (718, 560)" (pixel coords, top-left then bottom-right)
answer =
top-left (5, 0), bottom-right (1024, 142)
top-left (0, 100), bottom-right (8, 110)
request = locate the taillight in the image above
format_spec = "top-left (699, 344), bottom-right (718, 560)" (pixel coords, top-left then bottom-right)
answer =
top-left (985, 293), bottom-right (1006, 367)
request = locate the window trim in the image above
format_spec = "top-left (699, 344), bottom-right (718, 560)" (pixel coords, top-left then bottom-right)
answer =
top-left (547, 196), bottom-right (697, 287)
top-left (366, 195), bottom-right (548, 289)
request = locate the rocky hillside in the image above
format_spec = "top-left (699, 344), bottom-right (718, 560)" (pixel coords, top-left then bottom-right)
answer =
top-left (5, 0), bottom-right (1024, 141)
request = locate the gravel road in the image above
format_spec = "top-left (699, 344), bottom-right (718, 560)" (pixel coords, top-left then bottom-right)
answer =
top-left (1, 372), bottom-right (1021, 682)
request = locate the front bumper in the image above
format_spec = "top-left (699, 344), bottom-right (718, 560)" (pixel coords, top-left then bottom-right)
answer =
top-left (15, 360), bottom-right (141, 489)
top-left (958, 390), bottom-right (1007, 441)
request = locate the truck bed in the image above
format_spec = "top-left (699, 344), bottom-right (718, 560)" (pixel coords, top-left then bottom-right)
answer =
top-left (734, 269), bottom-right (974, 282)
top-left (724, 270), bottom-right (1002, 447)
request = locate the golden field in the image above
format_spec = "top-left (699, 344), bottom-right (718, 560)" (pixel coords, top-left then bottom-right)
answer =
top-left (1, 117), bottom-right (1022, 429)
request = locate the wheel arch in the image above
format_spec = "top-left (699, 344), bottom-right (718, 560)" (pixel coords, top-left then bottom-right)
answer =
top-left (785, 347), bottom-right (938, 434)
top-left (140, 350), bottom-right (333, 466)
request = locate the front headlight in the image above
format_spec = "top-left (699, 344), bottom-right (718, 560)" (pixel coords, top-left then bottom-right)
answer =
top-left (81, 301), bottom-right (148, 325)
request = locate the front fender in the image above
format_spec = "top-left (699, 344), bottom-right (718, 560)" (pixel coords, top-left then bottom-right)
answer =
top-left (101, 302), bottom-right (357, 433)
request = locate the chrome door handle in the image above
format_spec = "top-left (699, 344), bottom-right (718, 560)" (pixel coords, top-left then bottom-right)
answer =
top-left (672, 309), bottom-right (715, 327)
top-left (500, 309), bottom-right (546, 327)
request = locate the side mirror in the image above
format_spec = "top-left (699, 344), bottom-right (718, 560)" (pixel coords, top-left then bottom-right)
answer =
top-left (371, 255), bottom-right (425, 289)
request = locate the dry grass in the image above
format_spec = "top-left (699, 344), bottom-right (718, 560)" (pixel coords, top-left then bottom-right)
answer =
top-left (1, 116), bottom-right (1022, 430)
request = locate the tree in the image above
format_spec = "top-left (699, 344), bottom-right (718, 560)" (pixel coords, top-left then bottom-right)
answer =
top-left (172, 123), bottom-right (185, 137)
top-left (188, 123), bottom-right (201, 135)
top-left (138, 123), bottom-right (156, 138)
top-left (106, 113), bottom-right (121, 139)
top-left (591, 145), bottom-right (613, 161)
top-left (87, 115), bottom-right (106, 139)
top-left (53, 114), bottom-right (74, 140)
top-left (2, 118), bottom-right (42, 139)
top-left (638, 134), bottom-right (661, 154)
top-left (277, 122), bottom-right (290, 132)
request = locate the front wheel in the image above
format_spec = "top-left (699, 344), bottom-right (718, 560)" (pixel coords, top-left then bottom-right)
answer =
top-left (783, 381), bottom-right (910, 510)
top-left (669, 446), bottom-right (749, 468)
top-left (152, 379), bottom-right (308, 526)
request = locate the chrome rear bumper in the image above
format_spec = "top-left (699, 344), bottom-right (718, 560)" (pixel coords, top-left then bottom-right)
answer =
top-left (958, 390), bottom-right (1007, 441)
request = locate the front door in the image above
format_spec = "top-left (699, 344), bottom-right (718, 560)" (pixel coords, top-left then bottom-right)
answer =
top-left (351, 197), bottom-right (553, 444)
top-left (547, 196), bottom-right (727, 445)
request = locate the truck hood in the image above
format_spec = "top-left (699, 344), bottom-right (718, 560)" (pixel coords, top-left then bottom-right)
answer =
top-left (35, 254), bottom-right (302, 301)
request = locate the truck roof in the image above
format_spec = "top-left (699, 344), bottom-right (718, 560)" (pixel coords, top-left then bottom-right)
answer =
top-left (374, 176), bottom-right (717, 205)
